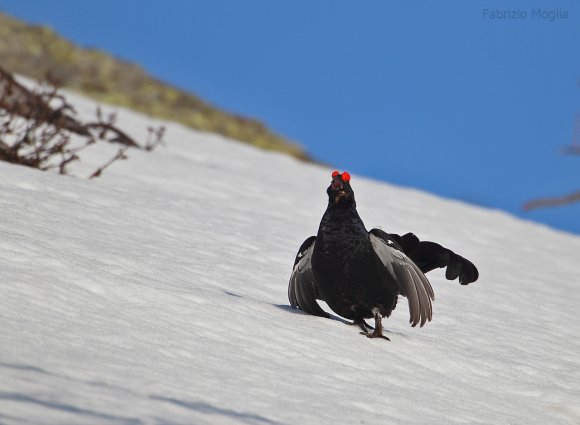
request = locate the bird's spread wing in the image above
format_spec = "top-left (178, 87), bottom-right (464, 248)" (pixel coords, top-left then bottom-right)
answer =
top-left (390, 232), bottom-right (479, 285)
top-left (369, 229), bottom-right (434, 327)
top-left (288, 236), bottom-right (329, 318)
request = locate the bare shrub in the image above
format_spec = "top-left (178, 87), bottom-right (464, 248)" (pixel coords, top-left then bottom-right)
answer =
top-left (0, 66), bottom-right (165, 178)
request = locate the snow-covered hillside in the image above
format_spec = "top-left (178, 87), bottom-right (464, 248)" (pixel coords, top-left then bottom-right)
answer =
top-left (1, 89), bottom-right (580, 425)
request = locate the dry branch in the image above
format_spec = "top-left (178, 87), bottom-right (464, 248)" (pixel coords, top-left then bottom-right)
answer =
top-left (561, 145), bottom-right (580, 156)
top-left (0, 66), bottom-right (166, 178)
top-left (0, 66), bottom-right (88, 135)
top-left (0, 65), bottom-right (143, 148)
top-left (89, 147), bottom-right (129, 179)
top-left (144, 126), bottom-right (165, 151)
top-left (522, 190), bottom-right (580, 211)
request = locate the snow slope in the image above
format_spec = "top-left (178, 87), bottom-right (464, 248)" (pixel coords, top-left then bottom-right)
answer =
top-left (1, 89), bottom-right (580, 425)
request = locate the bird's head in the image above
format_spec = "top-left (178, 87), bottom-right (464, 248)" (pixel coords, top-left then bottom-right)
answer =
top-left (327, 170), bottom-right (356, 208)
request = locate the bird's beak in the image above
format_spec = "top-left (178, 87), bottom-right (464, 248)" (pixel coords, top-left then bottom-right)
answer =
top-left (331, 179), bottom-right (343, 191)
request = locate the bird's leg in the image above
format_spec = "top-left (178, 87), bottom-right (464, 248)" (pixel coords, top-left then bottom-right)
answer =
top-left (347, 319), bottom-right (374, 332)
top-left (360, 310), bottom-right (390, 341)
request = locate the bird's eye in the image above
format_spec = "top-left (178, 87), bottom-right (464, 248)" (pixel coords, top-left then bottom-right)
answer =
top-left (341, 172), bottom-right (351, 182)
top-left (332, 170), bottom-right (339, 177)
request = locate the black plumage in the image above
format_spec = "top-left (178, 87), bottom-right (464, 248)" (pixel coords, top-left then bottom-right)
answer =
top-left (288, 171), bottom-right (479, 340)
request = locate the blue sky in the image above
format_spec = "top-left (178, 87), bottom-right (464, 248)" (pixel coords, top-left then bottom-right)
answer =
top-left (2, 1), bottom-right (579, 234)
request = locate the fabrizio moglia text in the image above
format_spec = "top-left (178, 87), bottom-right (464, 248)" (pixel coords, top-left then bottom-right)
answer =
top-left (482, 9), bottom-right (568, 21)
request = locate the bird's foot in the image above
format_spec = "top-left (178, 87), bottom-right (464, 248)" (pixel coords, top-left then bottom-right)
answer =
top-left (360, 331), bottom-right (390, 341)
top-left (347, 319), bottom-right (374, 332)
top-left (359, 310), bottom-right (390, 340)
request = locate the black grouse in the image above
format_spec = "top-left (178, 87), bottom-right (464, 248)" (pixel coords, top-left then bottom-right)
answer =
top-left (288, 171), bottom-right (479, 340)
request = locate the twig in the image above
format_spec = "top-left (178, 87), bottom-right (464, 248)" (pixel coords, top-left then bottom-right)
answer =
top-left (561, 145), bottom-right (580, 156)
top-left (522, 190), bottom-right (580, 211)
top-left (89, 147), bottom-right (129, 179)
top-left (83, 122), bottom-right (140, 147)
top-left (144, 126), bottom-right (165, 151)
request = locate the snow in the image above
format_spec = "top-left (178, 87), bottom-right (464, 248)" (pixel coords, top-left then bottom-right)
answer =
top-left (1, 87), bottom-right (580, 425)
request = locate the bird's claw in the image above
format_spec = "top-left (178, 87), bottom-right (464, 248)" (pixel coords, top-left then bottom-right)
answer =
top-left (360, 331), bottom-right (390, 341)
